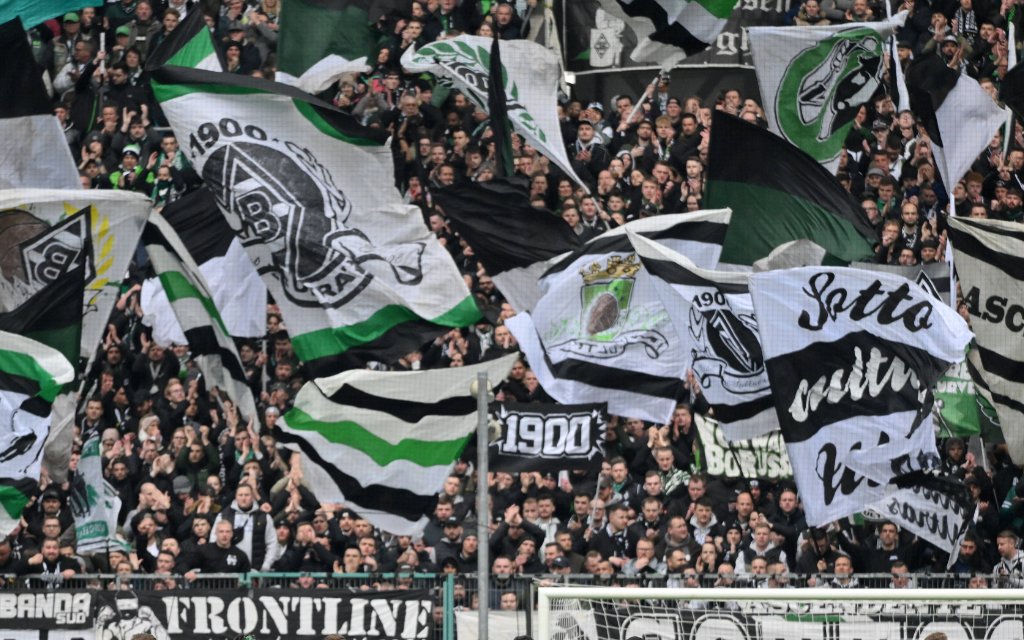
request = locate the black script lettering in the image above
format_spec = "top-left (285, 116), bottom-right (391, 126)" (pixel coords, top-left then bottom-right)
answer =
top-left (798, 272), bottom-right (934, 332)
top-left (816, 442), bottom-right (879, 504)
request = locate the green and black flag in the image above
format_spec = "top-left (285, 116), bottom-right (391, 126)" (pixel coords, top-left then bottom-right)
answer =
top-left (705, 111), bottom-right (877, 266)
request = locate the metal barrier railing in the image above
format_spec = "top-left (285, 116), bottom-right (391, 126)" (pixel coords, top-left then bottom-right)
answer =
top-left (0, 570), bottom-right (1006, 640)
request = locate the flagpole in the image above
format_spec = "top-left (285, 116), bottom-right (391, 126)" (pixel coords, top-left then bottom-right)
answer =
top-left (475, 372), bottom-right (490, 640)
top-left (626, 73), bottom-right (663, 124)
top-left (1004, 18), bottom-right (1017, 158)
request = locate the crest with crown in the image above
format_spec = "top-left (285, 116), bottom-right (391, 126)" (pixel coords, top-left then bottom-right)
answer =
top-left (580, 253), bottom-right (641, 283)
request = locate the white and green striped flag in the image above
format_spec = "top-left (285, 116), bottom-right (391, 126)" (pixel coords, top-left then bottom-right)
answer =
top-left (142, 213), bottom-right (258, 419)
top-left (277, 354), bottom-right (517, 536)
top-left (597, 0), bottom-right (739, 70)
top-left (151, 66), bottom-right (480, 377)
top-left (0, 330), bottom-right (74, 536)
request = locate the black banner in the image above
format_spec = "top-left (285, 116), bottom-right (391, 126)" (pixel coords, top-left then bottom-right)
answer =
top-left (563, 0), bottom-right (793, 73)
top-left (489, 402), bottom-right (607, 472)
top-left (0, 589), bottom-right (435, 640)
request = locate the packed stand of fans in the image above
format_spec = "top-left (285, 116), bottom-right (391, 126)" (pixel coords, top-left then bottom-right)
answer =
top-left (5, 0), bottom-right (1024, 599)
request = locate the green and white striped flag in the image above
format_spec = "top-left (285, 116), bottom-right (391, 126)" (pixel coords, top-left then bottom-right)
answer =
top-left (277, 354), bottom-right (517, 536)
top-left (597, 0), bottom-right (739, 70)
top-left (151, 67), bottom-right (480, 376)
top-left (0, 330), bottom-right (74, 536)
top-left (142, 213), bottom-right (257, 419)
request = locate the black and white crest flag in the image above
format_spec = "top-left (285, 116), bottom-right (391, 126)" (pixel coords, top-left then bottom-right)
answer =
top-left (489, 402), bottom-right (607, 473)
top-left (947, 217), bottom-right (1024, 465)
top-left (507, 210), bottom-right (730, 423)
top-left (749, 267), bottom-right (972, 525)
top-left (628, 231), bottom-right (775, 441)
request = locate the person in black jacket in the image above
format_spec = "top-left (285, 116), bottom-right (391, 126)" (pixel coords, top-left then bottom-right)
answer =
top-left (184, 519), bottom-right (251, 580)
top-left (272, 521), bottom-right (335, 572)
top-left (588, 502), bottom-right (640, 571)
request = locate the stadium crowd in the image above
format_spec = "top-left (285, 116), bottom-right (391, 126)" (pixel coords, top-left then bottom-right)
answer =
top-left (4, 0), bottom-right (1024, 603)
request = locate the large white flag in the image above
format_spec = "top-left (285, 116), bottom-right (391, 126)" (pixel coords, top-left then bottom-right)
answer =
top-left (628, 231), bottom-right (775, 441)
top-left (507, 211), bottom-right (730, 423)
top-left (151, 66), bottom-right (480, 376)
top-left (749, 267), bottom-right (972, 525)
top-left (748, 14), bottom-right (906, 173)
top-left (402, 36), bottom-right (586, 188)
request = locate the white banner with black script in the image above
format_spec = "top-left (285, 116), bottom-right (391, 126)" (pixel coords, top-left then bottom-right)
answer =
top-left (694, 414), bottom-right (792, 480)
top-left (749, 267), bottom-right (973, 525)
top-left (489, 402), bottom-right (608, 473)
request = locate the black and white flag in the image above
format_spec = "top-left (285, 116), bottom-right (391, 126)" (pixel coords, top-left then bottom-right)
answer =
top-left (947, 217), bottom-right (1024, 465)
top-left (507, 210), bottom-right (730, 423)
top-left (489, 402), bottom-right (607, 473)
top-left (628, 230), bottom-right (776, 441)
top-left (851, 260), bottom-right (952, 305)
top-left (749, 267), bottom-right (972, 525)
top-left (906, 54), bottom-right (1005, 192)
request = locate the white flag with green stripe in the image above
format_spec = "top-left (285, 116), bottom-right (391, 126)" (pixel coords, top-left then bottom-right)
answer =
top-left (151, 67), bottom-right (480, 377)
top-left (598, 0), bottom-right (739, 70)
top-left (142, 213), bottom-right (257, 419)
top-left (277, 353), bottom-right (517, 536)
top-left (0, 330), bottom-right (74, 536)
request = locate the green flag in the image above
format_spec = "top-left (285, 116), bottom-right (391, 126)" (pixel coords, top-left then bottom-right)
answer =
top-left (0, 0), bottom-right (101, 29)
top-left (706, 111), bottom-right (877, 266)
top-left (278, 0), bottom-right (380, 79)
top-left (934, 353), bottom-right (981, 437)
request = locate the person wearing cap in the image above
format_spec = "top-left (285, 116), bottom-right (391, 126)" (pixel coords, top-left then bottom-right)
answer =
top-left (997, 186), bottom-right (1024, 222)
top-left (491, 504), bottom-right (545, 560)
top-left (569, 119), bottom-right (612, 189)
top-left (272, 520), bottom-right (334, 572)
top-left (53, 12), bottom-right (85, 76)
top-left (221, 19), bottom-right (261, 75)
top-left (109, 143), bottom-right (155, 192)
top-left (433, 516), bottom-right (464, 567)
top-left (579, 102), bottom-right (614, 144)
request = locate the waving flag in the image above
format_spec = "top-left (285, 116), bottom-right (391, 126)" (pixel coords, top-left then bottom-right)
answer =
top-left (748, 14), bottom-right (906, 172)
top-left (402, 36), bottom-right (585, 188)
top-left (151, 67), bottom-right (479, 375)
top-left (749, 267), bottom-right (972, 524)
top-left (0, 331), bottom-right (74, 536)
top-left (0, 18), bottom-right (79, 190)
top-left (142, 213), bottom-right (258, 419)
top-left (507, 211), bottom-right (730, 423)
top-left (277, 354), bottom-right (517, 536)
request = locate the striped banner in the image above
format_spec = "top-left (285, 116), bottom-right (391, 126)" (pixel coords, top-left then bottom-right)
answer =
top-left (277, 354), bottom-right (518, 536)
